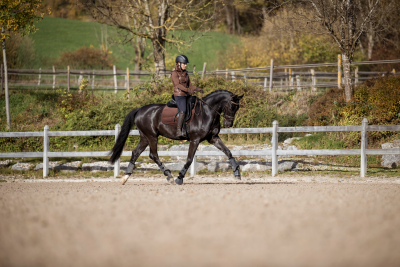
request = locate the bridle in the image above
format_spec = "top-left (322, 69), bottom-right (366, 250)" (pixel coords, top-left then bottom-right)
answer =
top-left (196, 94), bottom-right (239, 121)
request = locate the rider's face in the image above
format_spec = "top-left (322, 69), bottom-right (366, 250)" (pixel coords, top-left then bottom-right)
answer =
top-left (180, 63), bottom-right (187, 70)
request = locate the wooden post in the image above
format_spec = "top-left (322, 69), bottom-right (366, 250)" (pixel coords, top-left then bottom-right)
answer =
top-left (1, 64), bottom-right (3, 94)
top-left (272, 120), bottom-right (278, 177)
top-left (38, 68), bottom-right (41, 85)
top-left (360, 118), bottom-right (368, 177)
top-left (311, 69), bottom-right (316, 91)
top-left (52, 66), bottom-right (56, 89)
top-left (225, 68), bottom-right (228, 79)
top-left (127, 67), bottom-right (130, 98)
top-left (231, 71), bottom-right (235, 82)
top-left (78, 71), bottom-right (83, 92)
top-left (190, 156), bottom-right (197, 177)
top-left (43, 125), bottom-right (49, 178)
top-left (338, 54), bottom-right (342, 89)
top-left (92, 70), bottom-right (95, 90)
top-left (244, 74), bottom-right (247, 84)
top-left (296, 75), bottom-right (301, 91)
top-left (355, 67), bottom-right (359, 85)
top-left (114, 123), bottom-right (121, 177)
top-left (280, 78), bottom-right (283, 90)
top-left (216, 68), bottom-right (219, 77)
top-left (202, 62), bottom-right (207, 79)
top-left (193, 65), bottom-right (196, 73)
top-left (264, 77), bottom-right (267, 91)
top-left (67, 66), bottom-right (70, 91)
top-left (269, 59), bottom-right (274, 92)
top-left (284, 68), bottom-right (288, 88)
top-left (113, 65), bottom-right (117, 93)
top-left (289, 69), bottom-right (292, 89)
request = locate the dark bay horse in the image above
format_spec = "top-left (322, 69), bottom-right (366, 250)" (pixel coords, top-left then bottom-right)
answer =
top-left (109, 90), bottom-right (244, 185)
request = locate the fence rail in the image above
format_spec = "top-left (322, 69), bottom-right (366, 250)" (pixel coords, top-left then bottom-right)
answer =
top-left (2, 57), bottom-right (400, 92)
top-left (1, 118), bottom-right (399, 179)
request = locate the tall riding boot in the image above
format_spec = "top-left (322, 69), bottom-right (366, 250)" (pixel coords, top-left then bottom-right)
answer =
top-left (176, 111), bottom-right (185, 137)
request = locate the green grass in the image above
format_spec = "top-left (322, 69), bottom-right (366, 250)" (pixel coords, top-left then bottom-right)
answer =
top-left (29, 17), bottom-right (240, 70)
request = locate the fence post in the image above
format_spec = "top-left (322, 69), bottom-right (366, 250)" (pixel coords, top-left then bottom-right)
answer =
top-left (67, 66), bottom-right (70, 91)
top-left (225, 68), bottom-right (228, 79)
top-left (355, 67), bottom-right (359, 85)
top-left (311, 69), bottom-right (316, 91)
top-left (38, 68), bottom-right (41, 86)
top-left (1, 64), bottom-right (3, 94)
top-left (43, 125), bottom-right (49, 178)
top-left (289, 69), bottom-right (292, 89)
top-left (231, 71), bottom-right (235, 82)
top-left (92, 70), bottom-right (95, 90)
top-left (52, 66), bottom-right (56, 89)
top-left (272, 120), bottom-right (278, 176)
top-left (269, 59), bottom-right (274, 92)
top-left (193, 65), bottom-right (196, 73)
top-left (190, 156), bottom-right (197, 177)
top-left (113, 65), bottom-right (117, 93)
top-left (202, 62), bottom-right (207, 79)
top-left (244, 74), bottom-right (247, 84)
top-left (78, 71), bottom-right (83, 91)
top-left (284, 68), bottom-right (288, 88)
top-left (264, 77), bottom-right (267, 91)
top-left (296, 75), bottom-right (301, 91)
top-left (127, 67), bottom-right (130, 99)
top-left (114, 123), bottom-right (121, 177)
top-left (338, 54), bottom-right (342, 89)
top-left (360, 118), bottom-right (368, 177)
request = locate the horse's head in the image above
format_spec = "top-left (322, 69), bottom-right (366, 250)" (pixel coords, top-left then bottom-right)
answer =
top-left (223, 94), bottom-right (244, 127)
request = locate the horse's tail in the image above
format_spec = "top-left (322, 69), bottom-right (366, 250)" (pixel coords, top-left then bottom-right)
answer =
top-left (109, 108), bottom-right (141, 164)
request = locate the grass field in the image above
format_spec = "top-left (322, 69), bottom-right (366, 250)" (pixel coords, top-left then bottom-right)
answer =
top-left (29, 17), bottom-right (240, 71)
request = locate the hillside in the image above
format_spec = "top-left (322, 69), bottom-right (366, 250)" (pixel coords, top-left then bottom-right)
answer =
top-left (29, 17), bottom-right (240, 71)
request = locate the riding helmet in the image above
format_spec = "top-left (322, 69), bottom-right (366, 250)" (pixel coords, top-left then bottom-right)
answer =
top-left (176, 55), bottom-right (189, 64)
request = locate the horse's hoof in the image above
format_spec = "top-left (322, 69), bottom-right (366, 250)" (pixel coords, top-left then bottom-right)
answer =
top-left (167, 177), bottom-right (175, 184)
top-left (175, 178), bottom-right (184, 185)
top-left (235, 176), bottom-right (241, 180)
top-left (121, 174), bottom-right (130, 185)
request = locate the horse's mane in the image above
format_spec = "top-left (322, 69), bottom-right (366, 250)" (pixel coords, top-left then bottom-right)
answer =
top-left (203, 89), bottom-right (234, 100)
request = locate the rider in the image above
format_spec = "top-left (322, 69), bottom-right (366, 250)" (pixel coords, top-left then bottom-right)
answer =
top-left (171, 55), bottom-right (203, 137)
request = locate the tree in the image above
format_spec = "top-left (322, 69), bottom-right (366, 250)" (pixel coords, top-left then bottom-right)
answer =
top-left (266, 0), bottom-right (386, 102)
top-left (0, 0), bottom-right (49, 129)
top-left (82, 0), bottom-right (213, 73)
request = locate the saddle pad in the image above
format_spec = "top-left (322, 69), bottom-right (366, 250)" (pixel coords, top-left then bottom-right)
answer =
top-left (160, 106), bottom-right (195, 125)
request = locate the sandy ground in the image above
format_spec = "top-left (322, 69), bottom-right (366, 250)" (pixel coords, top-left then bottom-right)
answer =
top-left (1, 175), bottom-right (400, 267)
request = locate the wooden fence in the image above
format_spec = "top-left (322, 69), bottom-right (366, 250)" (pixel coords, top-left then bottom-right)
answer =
top-left (1, 118), bottom-right (399, 178)
top-left (2, 58), bottom-right (400, 93)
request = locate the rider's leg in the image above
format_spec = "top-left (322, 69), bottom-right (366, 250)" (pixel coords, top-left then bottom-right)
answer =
top-left (175, 96), bottom-right (187, 137)
top-left (175, 139), bottom-right (200, 185)
top-left (208, 135), bottom-right (241, 180)
top-left (121, 137), bottom-right (148, 185)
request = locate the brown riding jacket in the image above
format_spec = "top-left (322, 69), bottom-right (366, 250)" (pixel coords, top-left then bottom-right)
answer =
top-left (171, 66), bottom-right (197, 97)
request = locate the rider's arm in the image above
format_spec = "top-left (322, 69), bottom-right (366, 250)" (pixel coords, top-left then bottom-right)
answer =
top-left (171, 71), bottom-right (189, 93)
top-left (187, 75), bottom-right (197, 90)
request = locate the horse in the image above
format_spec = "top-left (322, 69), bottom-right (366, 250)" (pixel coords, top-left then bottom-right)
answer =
top-left (109, 89), bottom-right (244, 185)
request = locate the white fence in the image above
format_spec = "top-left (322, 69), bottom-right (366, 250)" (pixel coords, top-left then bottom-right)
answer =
top-left (1, 119), bottom-right (400, 178)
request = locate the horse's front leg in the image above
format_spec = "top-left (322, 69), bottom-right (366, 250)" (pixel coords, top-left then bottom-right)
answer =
top-left (175, 139), bottom-right (200, 185)
top-left (208, 135), bottom-right (241, 180)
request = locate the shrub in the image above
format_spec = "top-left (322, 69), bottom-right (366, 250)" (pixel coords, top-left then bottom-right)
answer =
top-left (56, 46), bottom-right (115, 70)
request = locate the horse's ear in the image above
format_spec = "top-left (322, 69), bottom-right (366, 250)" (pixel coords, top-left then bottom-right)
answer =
top-left (237, 94), bottom-right (244, 100)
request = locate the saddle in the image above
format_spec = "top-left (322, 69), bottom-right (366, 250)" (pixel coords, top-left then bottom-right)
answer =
top-left (161, 95), bottom-right (197, 126)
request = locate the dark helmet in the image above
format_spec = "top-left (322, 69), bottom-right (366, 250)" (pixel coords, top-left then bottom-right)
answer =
top-left (176, 55), bottom-right (189, 64)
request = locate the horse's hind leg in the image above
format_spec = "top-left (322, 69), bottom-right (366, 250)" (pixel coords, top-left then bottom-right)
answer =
top-left (121, 137), bottom-right (148, 185)
top-left (147, 136), bottom-right (174, 184)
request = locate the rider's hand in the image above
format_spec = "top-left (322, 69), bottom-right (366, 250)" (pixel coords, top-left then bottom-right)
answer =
top-left (195, 87), bottom-right (204, 94)
top-left (188, 88), bottom-right (195, 95)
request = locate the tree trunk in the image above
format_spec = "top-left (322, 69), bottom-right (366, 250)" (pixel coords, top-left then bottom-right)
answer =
top-left (224, 0), bottom-right (233, 34)
top-left (2, 27), bottom-right (10, 129)
top-left (367, 29), bottom-right (374, 60)
top-left (342, 53), bottom-right (353, 102)
top-left (151, 38), bottom-right (166, 74)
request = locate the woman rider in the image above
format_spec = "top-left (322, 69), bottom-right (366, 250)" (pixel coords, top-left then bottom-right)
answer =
top-left (171, 55), bottom-right (203, 137)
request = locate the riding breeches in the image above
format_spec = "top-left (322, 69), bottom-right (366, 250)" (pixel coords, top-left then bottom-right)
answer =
top-left (175, 96), bottom-right (187, 113)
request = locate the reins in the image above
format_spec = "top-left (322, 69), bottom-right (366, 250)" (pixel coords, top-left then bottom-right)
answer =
top-left (196, 93), bottom-right (239, 120)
